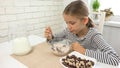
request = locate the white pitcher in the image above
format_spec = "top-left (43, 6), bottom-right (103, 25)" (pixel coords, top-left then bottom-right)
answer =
top-left (9, 22), bottom-right (32, 55)
top-left (12, 37), bottom-right (32, 55)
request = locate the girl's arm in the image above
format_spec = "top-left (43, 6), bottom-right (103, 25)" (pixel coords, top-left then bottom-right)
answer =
top-left (47, 28), bottom-right (68, 44)
top-left (85, 34), bottom-right (120, 66)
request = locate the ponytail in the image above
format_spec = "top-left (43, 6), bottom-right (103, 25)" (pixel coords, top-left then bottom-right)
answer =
top-left (86, 17), bottom-right (95, 28)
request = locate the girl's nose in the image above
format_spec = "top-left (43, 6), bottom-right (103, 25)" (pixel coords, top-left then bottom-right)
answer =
top-left (67, 25), bottom-right (72, 31)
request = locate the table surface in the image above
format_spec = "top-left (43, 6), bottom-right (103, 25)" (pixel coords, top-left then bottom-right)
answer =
top-left (12, 42), bottom-right (63, 68)
top-left (11, 42), bottom-right (120, 68)
top-left (0, 35), bottom-right (119, 68)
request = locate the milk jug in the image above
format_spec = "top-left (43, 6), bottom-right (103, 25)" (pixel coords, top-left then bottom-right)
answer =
top-left (9, 22), bottom-right (32, 55)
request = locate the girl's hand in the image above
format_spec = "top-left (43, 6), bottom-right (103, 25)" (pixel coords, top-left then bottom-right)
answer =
top-left (44, 26), bottom-right (53, 40)
top-left (71, 42), bottom-right (86, 55)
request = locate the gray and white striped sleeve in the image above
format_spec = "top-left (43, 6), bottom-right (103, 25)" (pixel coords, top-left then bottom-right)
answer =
top-left (85, 34), bottom-right (120, 66)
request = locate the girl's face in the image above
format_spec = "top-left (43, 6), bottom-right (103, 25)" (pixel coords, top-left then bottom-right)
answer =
top-left (63, 14), bottom-right (87, 34)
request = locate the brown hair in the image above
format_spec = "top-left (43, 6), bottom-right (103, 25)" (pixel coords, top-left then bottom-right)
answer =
top-left (63, 0), bottom-right (94, 28)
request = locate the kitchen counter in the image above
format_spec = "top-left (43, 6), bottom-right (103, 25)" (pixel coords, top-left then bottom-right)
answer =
top-left (104, 21), bottom-right (120, 28)
top-left (0, 35), bottom-right (119, 68)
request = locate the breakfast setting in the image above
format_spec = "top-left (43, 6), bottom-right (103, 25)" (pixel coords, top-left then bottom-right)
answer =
top-left (0, 0), bottom-right (120, 68)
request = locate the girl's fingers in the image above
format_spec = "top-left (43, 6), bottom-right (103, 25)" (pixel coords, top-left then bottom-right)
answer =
top-left (47, 27), bottom-right (52, 33)
top-left (44, 26), bottom-right (52, 40)
top-left (45, 32), bottom-right (50, 37)
top-left (71, 42), bottom-right (79, 49)
top-left (44, 31), bottom-right (52, 39)
top-left (45, 27), bottom-right (52, 34)
top-left (45, 30), bottom-right (50, 33)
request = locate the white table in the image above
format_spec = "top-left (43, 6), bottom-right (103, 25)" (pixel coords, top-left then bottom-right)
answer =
top-left (0, 35), bottom-right (46, 68)
top-left (0, 35), bottom-right (119, 68)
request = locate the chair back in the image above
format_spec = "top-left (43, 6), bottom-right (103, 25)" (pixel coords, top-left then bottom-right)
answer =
top-left (90, 12), bottom-right (106, 33)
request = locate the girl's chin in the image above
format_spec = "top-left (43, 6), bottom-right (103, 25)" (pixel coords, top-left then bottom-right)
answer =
top-left (71, 31), bottom-right (77, 34)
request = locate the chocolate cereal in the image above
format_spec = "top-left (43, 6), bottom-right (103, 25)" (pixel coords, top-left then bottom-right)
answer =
top-left (62, 55), bottom-right (95, 68)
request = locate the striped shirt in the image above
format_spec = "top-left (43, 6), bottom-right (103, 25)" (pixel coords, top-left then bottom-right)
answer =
top-left (48, 27), bottom-right (120, 66)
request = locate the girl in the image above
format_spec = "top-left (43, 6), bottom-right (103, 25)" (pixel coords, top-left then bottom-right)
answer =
top-left (44, 0), bottom-right (120, 66)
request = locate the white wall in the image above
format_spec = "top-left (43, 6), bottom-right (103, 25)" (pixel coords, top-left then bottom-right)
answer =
top-left (63, 0), bottom-right (88, 8)
top-left (0, 0), bottom-right (64, 43)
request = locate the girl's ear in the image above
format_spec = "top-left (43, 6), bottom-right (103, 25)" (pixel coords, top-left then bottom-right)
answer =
top-left (83, 17), bottom-right (88, 25)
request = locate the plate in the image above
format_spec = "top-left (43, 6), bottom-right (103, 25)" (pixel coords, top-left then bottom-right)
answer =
top-left (60, 51), bottom-right (97, 68)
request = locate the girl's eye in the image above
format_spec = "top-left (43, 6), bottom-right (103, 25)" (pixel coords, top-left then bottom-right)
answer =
top-left (66, 21), bottom-right (76, 25)
top-left (71, 23), bottom-right (75, 25)
top-left (70, 22), bottom-right (75, 25)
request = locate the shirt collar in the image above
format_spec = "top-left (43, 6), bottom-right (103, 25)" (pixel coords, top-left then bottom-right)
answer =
top-left (76, 28), bottom-right (94, 41)
top-left (67, 27), bottom-right (94, 41)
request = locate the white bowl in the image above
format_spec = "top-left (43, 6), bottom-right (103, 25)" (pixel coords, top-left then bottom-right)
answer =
top-left (51, 43), bottom-right (71, 56)
top-left (51, 39), bottom-right (72, 56)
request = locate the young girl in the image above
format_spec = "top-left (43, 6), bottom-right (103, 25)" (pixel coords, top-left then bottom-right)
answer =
top-left (44, 0), bottom-right (120, 66)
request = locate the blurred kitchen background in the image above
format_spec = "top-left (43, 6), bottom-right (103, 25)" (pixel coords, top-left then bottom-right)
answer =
top-left (0, 0), bottom-right (120, 56)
